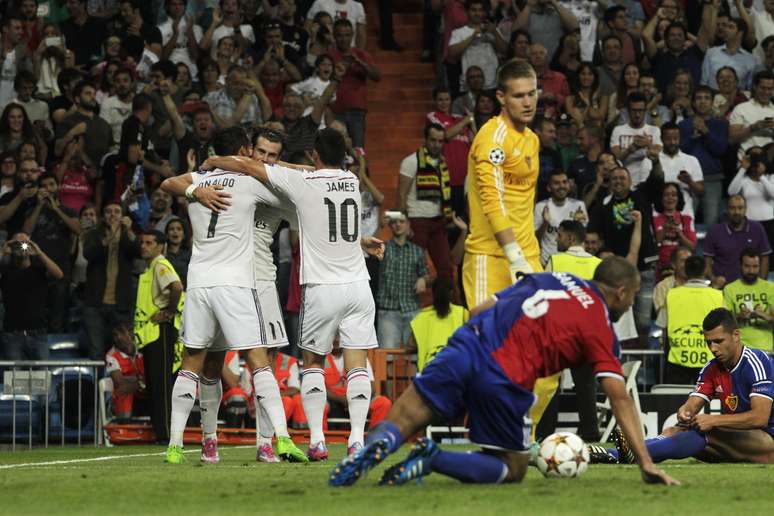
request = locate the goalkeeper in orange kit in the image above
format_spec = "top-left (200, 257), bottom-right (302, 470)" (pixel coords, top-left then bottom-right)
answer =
top-left (462, 59), bottom-right (556, 438)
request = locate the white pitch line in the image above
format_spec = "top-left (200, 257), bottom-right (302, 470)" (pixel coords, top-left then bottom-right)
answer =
top-left (0, 445), bottom-right (254, 470)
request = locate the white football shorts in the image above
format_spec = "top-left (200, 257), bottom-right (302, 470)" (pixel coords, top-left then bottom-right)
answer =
top-left (298, 280), bottom-right (378, 355)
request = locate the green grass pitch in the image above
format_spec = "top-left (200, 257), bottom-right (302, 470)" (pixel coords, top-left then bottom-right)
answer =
top-left (1, 444), bottom-right (772, 515)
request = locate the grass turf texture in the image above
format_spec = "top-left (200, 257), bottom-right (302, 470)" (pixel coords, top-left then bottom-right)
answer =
top-left (1, 444), bottom-right (772, 515)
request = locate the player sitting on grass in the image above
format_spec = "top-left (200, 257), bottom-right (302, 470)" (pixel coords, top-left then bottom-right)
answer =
top-left (329, 257), bottom-right (680, 486)
top-left (590, 308), bottom-right (774, 465)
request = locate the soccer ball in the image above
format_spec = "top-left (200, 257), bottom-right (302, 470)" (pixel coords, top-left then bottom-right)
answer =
top-left (535, 432), bottom-right (589, 478)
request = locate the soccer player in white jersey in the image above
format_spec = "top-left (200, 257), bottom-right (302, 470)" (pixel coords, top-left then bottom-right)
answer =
top-left (162, 127), bottom-right (307, 464)
top-left (203, 128), bottom-right (379, 460)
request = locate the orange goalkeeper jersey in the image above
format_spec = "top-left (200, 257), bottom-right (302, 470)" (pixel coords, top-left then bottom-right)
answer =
top-left (465, 113), bottom-right (541, 259)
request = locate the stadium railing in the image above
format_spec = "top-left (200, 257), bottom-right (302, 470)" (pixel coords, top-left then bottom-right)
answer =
top-left (0, 360), bottom-right (104, 450)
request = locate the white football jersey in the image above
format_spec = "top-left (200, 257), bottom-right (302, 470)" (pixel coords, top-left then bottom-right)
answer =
top-left (266, 165), bottom-right (369, 285)
top-left (253, 197), bottom-right (297, 282)
top-left (187, 169), bottom-right (276, 289)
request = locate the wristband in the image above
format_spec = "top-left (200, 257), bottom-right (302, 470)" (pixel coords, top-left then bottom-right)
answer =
top-left (503, 242), bottom-right (524, 265)
top-left (185, 183), bottom-right (197, 202)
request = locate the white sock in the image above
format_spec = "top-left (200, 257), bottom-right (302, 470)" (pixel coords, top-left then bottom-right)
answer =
top-left (256, 403), bottom-right (273, 448)
top-left (199, 376), bottom-right (221, 441)
top-left (346, 368), bottom-right (371, 447)
top-left (252, 367), bottom-right (290, 439)
top-left (169, 370), bottom-right (198, 447)
top-left (301, 368), bottom-right (326, 444)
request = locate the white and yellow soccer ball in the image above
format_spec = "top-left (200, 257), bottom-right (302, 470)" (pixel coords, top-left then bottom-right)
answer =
top-left (536, 432), bottom-right (589, 478)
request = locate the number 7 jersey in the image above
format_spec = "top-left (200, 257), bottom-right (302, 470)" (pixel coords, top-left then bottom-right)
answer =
top-left (265, 165), bottom-right (369, 285)
top-left (187, 169), bottom-right (279, 290)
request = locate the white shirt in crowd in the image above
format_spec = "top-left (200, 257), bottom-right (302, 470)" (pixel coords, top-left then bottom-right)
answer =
top-left (657, 150), bottom-right (704, 219)
top-left (159, 17), bottom-right (204, 80)
top-left (610, 122), bottom-right (662, 186)
top-left (729, 99), bottom-right (774, 159)
top-left (306, 0), bottom-right (366, 27)
top-left (0, 49), bottom-right (18, 109)
top-left (210, 24), bottom-right (256, 59)
top-left (533, 197), bottom-right (588, 264)
top-left (101, 95), bottom-right (133, 150)
top-left (399, 152), bottom-right (443, 219)
top-left (290, 75), bottom-right (336, 124)
top-left (727, 168), bottom-right (774, 222)
top-left (561, 0), bottom-right (599, 62)
top-left (265, 165), bottom-right (370, 285)
top-left (448, 25), bottom-right (501, 91)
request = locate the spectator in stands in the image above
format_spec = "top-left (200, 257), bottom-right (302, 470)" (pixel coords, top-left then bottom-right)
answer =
top-left (0, 233), bottom-right (63, 360)
top-left (678, 85), bottom-right (729, 225)
top-left (13, 70), bottom-right (50, 138)
top-left (201, 0), bottom-right (256, 60)
top-left (199, 59), bottom-right (222, 96)
top-left (507, 28), bottom-right (532, 61)
top-left (165, 100), bottom-right (216, 173)
top-left (607, 62), bottom-right (639, 127)
top-left (528, 43), bottom-right (569, 119)
top-left (652, 182), bottom-right (697, 278)
top-left (111, 0), bottom-right (163, 58)
top-left (289, 54), bottom-right (336, 119)
top-left (565, 62), bottom-right (607, 129)
top-left (723, 248), bottom-right (774, 352)
top-left (376, 211), bottom-right (430, 349)
top-left (555, 114), bottom-right (579, 170)
top-left (164, 218), bottom-right (190, 287)
top-left (451, 65), bottom-right (485, 117)
top-left (704, 195), bottom-right (772, 289)
top-left (584, 228), bottom-right (603, 257)
top-left (406, 276), bottom-right (467, 372)
top-left (105, 321), bottom-right (146, 418)
top-left (159, 0), bottom-right (203, 82)
top-left (644, 20), bottom-right (707, 93)
top-left (0, 153), bottom-right (16, 198)
top-left (701, 17), bottom-right (757, 91)
top-left (600, 5), bottom-right (642, 66)
top-left (306, 0), bottom-right (368, 50)
top-left (22, 172), bottom-right (80, 332)
top-left (0, 15), bottom-right (32, 109)
top-left (596, 34), bottom-right (624, 97)
top-left (327, 18), bottom-right (380, 148)
top-left (447, 0), bottom-right (505, 95)
top-left (427, 87), bottom-right (473, 216)
top-left (0, 103), bottom-right (45, 164)
top-left (397, 124), bottom-right (453, 282)
top-left (758, 35), bottom-right (774, 73)
top-left (101, 67), bottom-right (135, 150)
top-left (135, 229), bottom-right (183, 444)
top-left (665, 68), bottom-right (694, 123)
top-left (147, 188), bottom-right (176, 232)
top-left (52, 137), bottom-right (96, 215)
top-left (713, 66), bottom-right (748, 120)
top-left (204, 65), bottom-right (271, 129)
top-left (639, 72), bottom-right (672, 126)
top-left (0, 157), bottom-right (42, 236)
top-left (752, 1), bottom-right (774, 63)
top-left (305, 12), bottom-right (335, 72)
top-left (255, 21), bottom-right (303, 84)
top-left (550, 30), bottom-right (581, 85)
top-left (727, 148), bottom-right (774, 247)
top-left (82, 202), bottom-right (140, 359)
top-left (55, 81), bottom-right (113, 168)
top-left (663, 254), bottom-right (723, 384)
top-left (534, 170), bottom-right (588, 265)
top-left (279, 77), bottom-right (339, 157)
top-left (657, 122), bottom-right (703, 219)
top-left (582, 151), bottom-right (619, 209)
top-left (569, 124), bottom-right (605, 200)
top-left (512, 0), bottom-right (578, 61)
top-left (61, 0), bottom-right (106, 68)
top-left (653, 246), bottom-right (692, 328)
top-left (533, 116), bottom-right (562, 201)
top-left (276, 0), bottom-right (309, 58)
top-left (610, 92), bottom-right (663, 186)
top-left (589, 165), bottom-right (662, 333)
top-left (471, 91), bottom-right (498, 132)
top-left (729, 71), bottom-right (774, 162)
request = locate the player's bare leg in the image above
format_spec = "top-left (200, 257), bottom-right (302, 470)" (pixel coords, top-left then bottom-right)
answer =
top-left (166, 348), bottom-right (208, 463)
top-left (343, 348), bottom-right (371, 454)
top-left (702, 428), bottom-right (774, 463)
top-left (301, 350), bottom-right (329, 460)
top-left (247, 347), bottom-right (307, 462)
top-left (198, 351), bottom-right (226, 464)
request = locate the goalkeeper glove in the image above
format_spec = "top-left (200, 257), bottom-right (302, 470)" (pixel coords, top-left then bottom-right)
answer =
top-left (503, 242), bottom-right (532, 283)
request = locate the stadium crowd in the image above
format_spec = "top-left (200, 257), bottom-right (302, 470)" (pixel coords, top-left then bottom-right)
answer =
top-left (0, 0), bottom-right (773, 441)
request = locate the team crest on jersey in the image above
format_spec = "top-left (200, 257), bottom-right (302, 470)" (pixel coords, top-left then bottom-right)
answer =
top-left (488, 148), bottom-right (505, 165)
top-left (725, 394), bottom-right (738, 412)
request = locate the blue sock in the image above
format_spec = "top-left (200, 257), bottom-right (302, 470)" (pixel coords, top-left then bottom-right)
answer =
top-left (645, 430), bottom-right (707, 463)
top-left (365, 421), bottom-right (403, 453)
top-left (430, 451), bottom-right (509, 484)
top-left (607, 448), bottom-right (619, 460)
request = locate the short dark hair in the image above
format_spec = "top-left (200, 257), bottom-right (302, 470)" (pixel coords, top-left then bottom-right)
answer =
top-left (114, 66), bottom-right (135, 82)
top-left (464, 0), bottom-right (485, 10)
top-left (702, 308), bottom-right (738, 334)
top-left (314, 54), bottom-right (333, 68)
top-left (314, 127), bottom-right (346, 167)
top-left (762, 35), bottom-right (774, 52)
top-left (13, 70), bottom-right (36, 91)
top-left (132, 93), bottom-right (153, 113)
top-left (716, 66), bottom-right (738, 82)
top-left (57, 68), bottom-right (83, 95)
top-left (533, 116), bottom-right (555, 133)
top-left (73, 80), bottom-right (95, 99)
top-left (665, 22), bottom-right (686, 38)
top-left (684, 255), bottom-right (705, 279)
top-left (753, 70), bottom-right (774, 88)
top-left (212, 126), bottom-right (250, 156)
top-left (669, 246), bottom-right (692, 264)
top-left (626, 91), bottom-right (647, 107)
top-left (602, 34), bottom-right (622, 48)
top-left (424, 122), bottom-right (445, 139)
top-left (151, 59), bottom-right (177, 80)
top-left (660, 121), bottom-right (680, 136)
top-left (692, 85), bottom-right (714, 100)
top-left (558, 220), bottom-right (586, 244)
top-left (432, 87), bottom-right (451, 99)
top-left (497, 59), bottom-right (536, 92)
top-left (604, 5), bottom-right (626, 25)
top-left (253, 127), bottom-right (285, 148)
top-left (143, 229), bottom-right (167, 245)
top-left (726, 17), bottom-right (747, 37)
top-left (740, 247), bottom-right (760, 263)
top-left (39, 173), bottom-right (58, 185)
top-left (582, 124), bottom-right (604, 142)
top-left (333, 18), bottom-right (353, 31)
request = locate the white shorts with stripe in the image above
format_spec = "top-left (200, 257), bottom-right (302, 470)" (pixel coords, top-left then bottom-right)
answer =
top-left (298, 280), bottom-right (378, 355)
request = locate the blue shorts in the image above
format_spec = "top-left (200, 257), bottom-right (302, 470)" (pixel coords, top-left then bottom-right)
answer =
top-left (413, 328), bottom-right (537, 452)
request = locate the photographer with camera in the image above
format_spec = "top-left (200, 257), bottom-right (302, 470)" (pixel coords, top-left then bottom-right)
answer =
top-left (728, 147), bottom-right (774, 249)
top-left (21, 172), bottom-right (80, 332)
top-left (0, 232), bottom-right (63, 360)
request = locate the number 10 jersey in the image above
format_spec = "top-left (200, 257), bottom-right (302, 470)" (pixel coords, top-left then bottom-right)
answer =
top-left (265, 165), bottom-right (370, 285)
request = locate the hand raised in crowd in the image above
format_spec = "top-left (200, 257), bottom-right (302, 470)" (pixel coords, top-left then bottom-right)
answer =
top-left (542, 204), bottom-right (551, 225)
top-left (572, 206), bottom-right (587, 224)
top-left (186, 149), bottom-right (197, 172)
top-left (630, 210), bottom-right (642, 226)
top-left (646, 143), bottom-right (662, 161)
top-left (211, 7), bottom-right (223, 27)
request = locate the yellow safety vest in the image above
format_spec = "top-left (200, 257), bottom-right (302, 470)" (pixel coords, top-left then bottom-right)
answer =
top-left (134, 255), bottom-right (185, 370)
top-left (549, 252), bottom-right (601, 280)
top-left (666, 284), bottom-right (723, 368)
top-left (410, 304), bottom-right (468, 371)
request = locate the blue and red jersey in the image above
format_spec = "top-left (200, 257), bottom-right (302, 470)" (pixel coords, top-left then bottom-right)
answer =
top-left (466, 272), bottom-right (624, 392)
top-left (691, 347), bottom-right (774, 435)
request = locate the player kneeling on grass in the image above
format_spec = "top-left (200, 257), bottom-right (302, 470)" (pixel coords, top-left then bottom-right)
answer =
top-left (329, 257), bottom-right (680, 487)
top-left (590, 308), bottom-right (774, 465)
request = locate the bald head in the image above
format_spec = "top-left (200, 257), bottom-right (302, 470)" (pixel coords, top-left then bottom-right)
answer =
top-left (593, 256), bottom-right (638, 289)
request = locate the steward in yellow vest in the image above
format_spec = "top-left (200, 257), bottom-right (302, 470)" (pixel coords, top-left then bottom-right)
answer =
top-left (665, 256), bottom-right (724, 385)
top-left (135, 230), bottom-right (184, 442)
